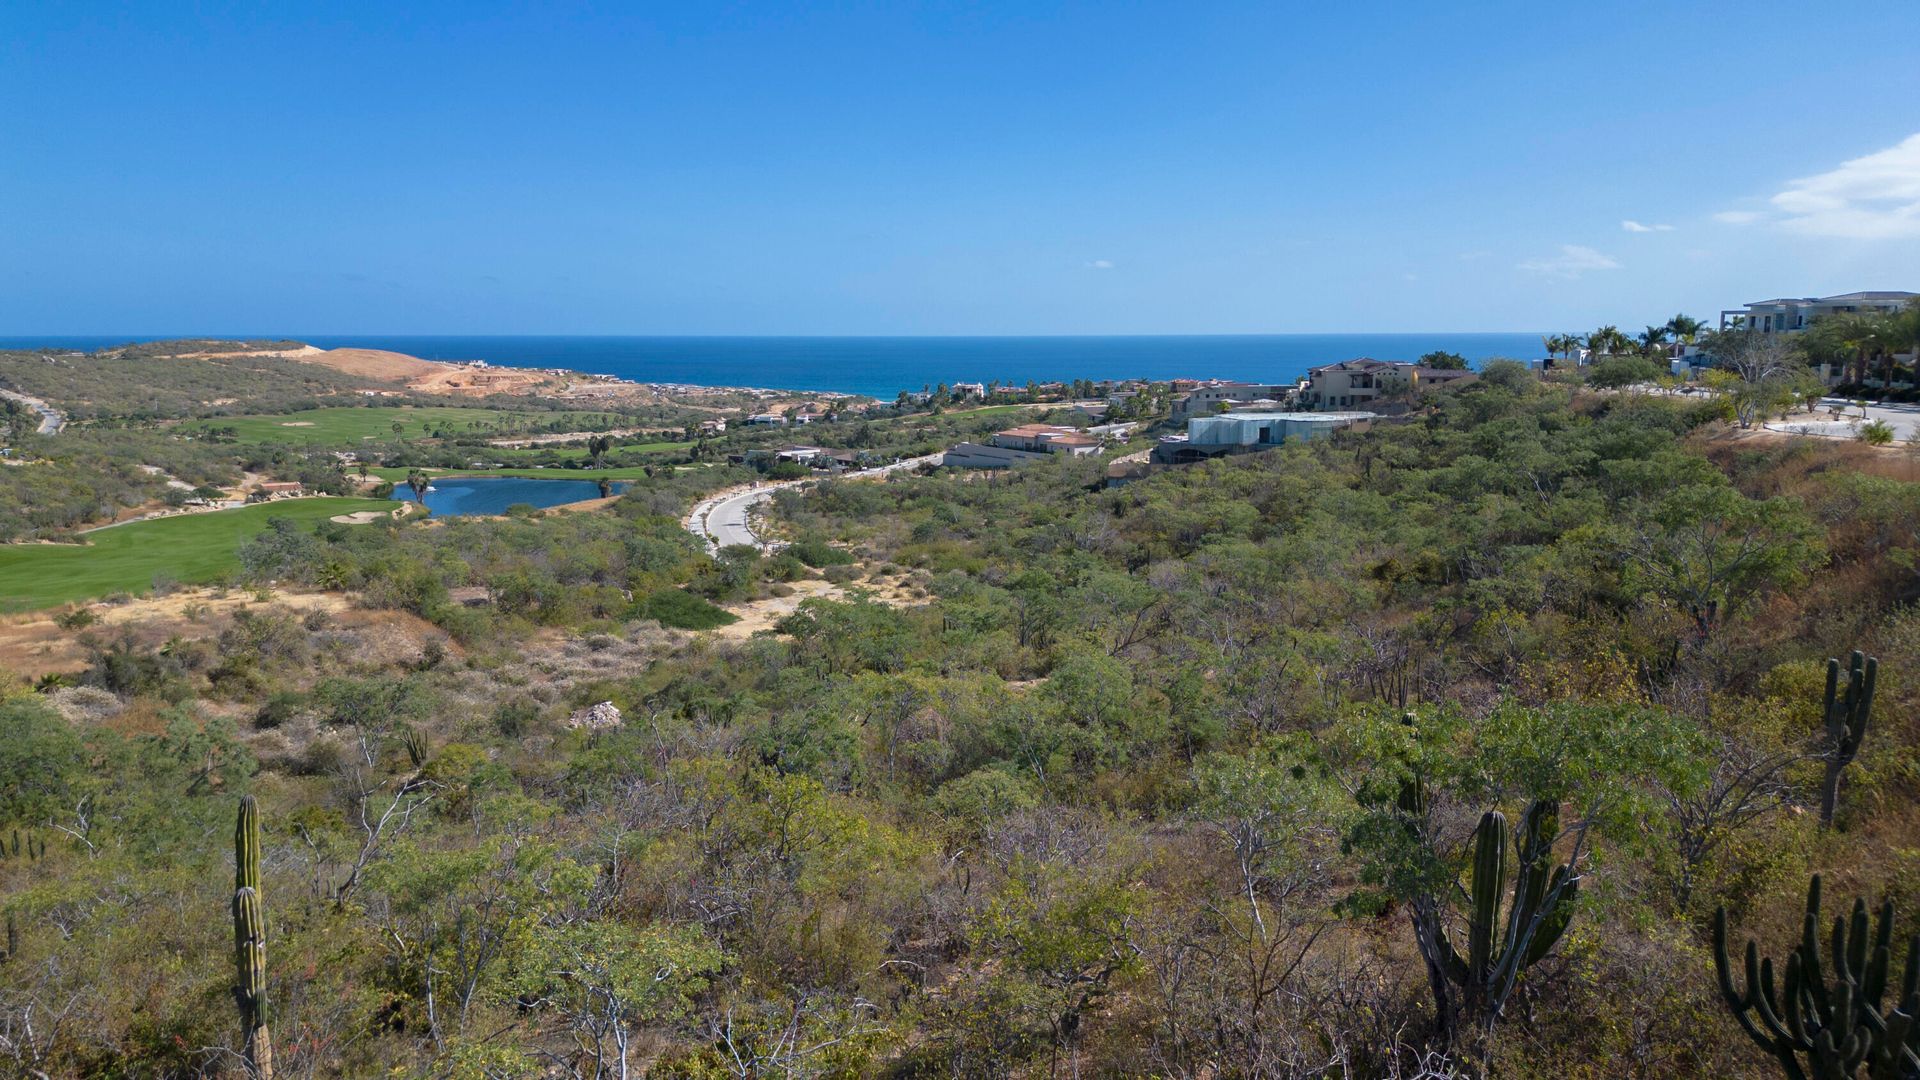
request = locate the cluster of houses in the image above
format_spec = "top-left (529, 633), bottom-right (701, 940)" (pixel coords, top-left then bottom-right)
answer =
top-left (942, 423), bottom-right (1110, 468)
top-left (729, 444), bottom-right (878, 471)
top-left (1165, 359), bottom-right (1476, 419)
top-left (744, 405), bottom-right (830, 426)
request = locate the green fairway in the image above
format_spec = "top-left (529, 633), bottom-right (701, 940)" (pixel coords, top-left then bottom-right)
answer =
top-left (0, 497), bottom-right (394, 611)
top-left (483, 439), bottom-right (694, 462)
top-left (182, 406), bottom-right (627, 446)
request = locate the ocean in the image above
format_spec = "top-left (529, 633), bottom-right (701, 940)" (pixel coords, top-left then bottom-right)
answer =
top-left (3, 334), bottom-right (1547, 399)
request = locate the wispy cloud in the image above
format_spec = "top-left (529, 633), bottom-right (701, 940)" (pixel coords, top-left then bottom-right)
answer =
top-left (1517, 244), bottom-right (1621, 280)
top-left (1084, 259), bottom-right (1114, 270)
top-left (1715, 133), bottom-right (1920, 238)
top-left (1621, 219), bottom-right (1674, 233)
top-left (1771, 133), bottom-right (1920, 238)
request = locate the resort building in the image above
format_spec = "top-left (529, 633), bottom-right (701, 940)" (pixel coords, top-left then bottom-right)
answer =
top-left (744, 413), bottom-right (787, 426)
top-left (1151, 411), bottom-right (1374, 465)
top-left (1719, 292), bottom-right (1917, 335)
top-left (1302, 359), bottom-right (1474, 410)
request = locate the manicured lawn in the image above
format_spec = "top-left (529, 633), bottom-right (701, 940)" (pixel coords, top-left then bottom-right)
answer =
top-left (484, 440), bottom-right (694, 461)
top-left (181, 406), bottom-right (627, 446)
top-left (0, 497), bottom-right (394, 612)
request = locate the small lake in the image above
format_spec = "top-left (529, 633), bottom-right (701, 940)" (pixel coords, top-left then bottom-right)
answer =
top-left (390, 476), bottom-right (627, 516)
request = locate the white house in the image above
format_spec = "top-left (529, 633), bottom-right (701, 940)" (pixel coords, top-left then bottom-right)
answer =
top-left (1720, 292), bottom-right (1917, 335)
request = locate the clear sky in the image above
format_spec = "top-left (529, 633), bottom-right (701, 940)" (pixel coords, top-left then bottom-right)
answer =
top-left (4, 1), bottom-right (1919, 336)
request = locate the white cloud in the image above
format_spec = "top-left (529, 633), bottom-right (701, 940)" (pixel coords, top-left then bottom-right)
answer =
top-left (1769, 133), bottom-right (1920, 238)
top-left (1621, 219), bottom-right (1674, 233)
top-left (1085, 259), bottom-right (1114, 270)
top-left (1517, 245), bottom-right (1621, 280)
top-left (1713, 133), bottom-right (1920, 238)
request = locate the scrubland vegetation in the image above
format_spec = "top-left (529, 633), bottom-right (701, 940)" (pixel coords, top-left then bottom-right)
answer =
top-left (8, 367), bottom-right (1920, 1078)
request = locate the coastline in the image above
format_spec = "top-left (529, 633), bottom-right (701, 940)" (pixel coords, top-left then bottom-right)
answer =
top-left (1, 332), bottom-right (1547, 399)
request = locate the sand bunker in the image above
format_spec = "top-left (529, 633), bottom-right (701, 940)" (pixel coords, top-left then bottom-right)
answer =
top-left (331, 510), bottom-right (394, 525)
top-left (280, 421), bottom-right (316, 427)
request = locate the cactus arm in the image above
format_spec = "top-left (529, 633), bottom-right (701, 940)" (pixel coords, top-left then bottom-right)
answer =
top-left (1521, 869), bottom-right (1578, 967)
top-left (236, 795), bottom-right (260, 895)
top-left (1466, 811), bottom-right (1508, 983)
top-left (1435, 924), bottom-right (1469, 986)
top-left (1804, 878), bottom-right (1834, 1021)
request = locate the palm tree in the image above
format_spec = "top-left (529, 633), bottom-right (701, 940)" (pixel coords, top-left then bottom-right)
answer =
top-left (597, 477), bottom-right (613, 499)
top-left (405, 469), bottom-right (431, 504)
top-left (1638, 325), bottom-right (1671, 356)
top-left (1664, 314), bottom-right (1708, 344)
top-left (1585, 326), bottom-right (1630, 359)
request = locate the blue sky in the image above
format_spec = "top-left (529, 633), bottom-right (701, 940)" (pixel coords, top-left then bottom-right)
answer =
top-left (3, 1), bottom-right (1919, 335)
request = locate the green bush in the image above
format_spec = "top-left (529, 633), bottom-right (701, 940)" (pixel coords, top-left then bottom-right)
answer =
top-left (637, 588), bottom-right (739, 630)
top-left (1861, 419), bottom-right (1896, 446)
top-left (788, 539), bottom-right (855, 568)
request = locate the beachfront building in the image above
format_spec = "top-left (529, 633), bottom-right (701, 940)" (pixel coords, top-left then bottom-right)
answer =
top-left (1720, 292), bottom-right (1918, 335)
top-left (1151, 411), bottom-right (1373, 465)
top-left (1302, 359), bottom-right (1474, 410)
top-left (952, 382), bottom-right (986, 398)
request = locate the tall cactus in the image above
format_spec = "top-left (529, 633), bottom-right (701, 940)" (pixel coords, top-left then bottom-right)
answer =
top-left (1714, 874), bottom-right (1920, 1079)
top-left (232, 796), bottom-right (274, 1079)
top-left (1437, 801), bottom-right (1581, 1022)
top-left (1820, 651), bottom-right (1877, 828)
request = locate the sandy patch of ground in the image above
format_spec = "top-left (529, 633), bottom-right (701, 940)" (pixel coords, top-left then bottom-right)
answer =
top-left (279, 421), bottom-right (316, 427)
top-left (0, 588), bottom-right (353, 680)
top-left (407, 365), bottom-right (555, 397)
top-left (330, 510), bottom-right (395, 525)
top-left (708, 570), bottom-right (928, 640)
top-left (298, 347), bottom-right (447, 381)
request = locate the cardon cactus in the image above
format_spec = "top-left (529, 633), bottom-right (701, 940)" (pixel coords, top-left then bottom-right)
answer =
top-left (1437, 801), bottom-right (1580, 1020)
top-left (1820, 651), bottom-right (1877, 828)
top-left (232, 796), bottom-right (274, 1079)
top-left (1714, 874), bottom-right (1920, 1079)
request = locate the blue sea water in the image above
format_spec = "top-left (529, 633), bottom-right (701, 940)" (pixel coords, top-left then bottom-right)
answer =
top-left (394, 476), bottom-right (626, 517)
top-left (3, 334), bottom-right (1547, 399)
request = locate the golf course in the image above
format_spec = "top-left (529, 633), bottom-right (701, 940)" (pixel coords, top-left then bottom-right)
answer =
top-left (0, 496), bottom-right (394, 611)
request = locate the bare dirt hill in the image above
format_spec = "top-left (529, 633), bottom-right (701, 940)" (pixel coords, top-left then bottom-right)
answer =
top-left (301, 348), bottom-right (449, 381)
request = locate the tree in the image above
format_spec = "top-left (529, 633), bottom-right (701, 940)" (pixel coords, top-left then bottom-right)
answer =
top-left (406, 470), bottom-right (431, 504)
top-left (1638, 325), bottom-right (1672, 356)
top-left (1332, 702), bottom-right (1708, 1041)
top-left (1614, 482), bottom-right (1825, 646)
top-left (1665, 313), bottom-right (1708, 344)
top-left (1420, 350), bottom-right (1468, 370)
top-left (1702, 330), bottom-right (1812, 428)
top-left (1587, 355), bottom-right (1662, 390)
top-left (517, 921), bottom-right (722, 1080)
top-left (1585, 325), bottom-right (1631, 358)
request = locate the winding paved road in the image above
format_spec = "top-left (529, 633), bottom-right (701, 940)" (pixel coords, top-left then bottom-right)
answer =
top-left (0, 388), bottom-right (65, 435)
top-left (684, 454), bottom-right (940, 553)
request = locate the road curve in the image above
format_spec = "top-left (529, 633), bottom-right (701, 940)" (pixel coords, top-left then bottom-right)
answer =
top-left (0, 388), bottom-right (65, 435)
top-left (684, 454), bottom-right (939, 553)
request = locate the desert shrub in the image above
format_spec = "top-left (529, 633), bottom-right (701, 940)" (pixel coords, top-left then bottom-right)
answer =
top-left (637, 588), bottom-right (738, 630)
top-left (788, 539), bottom-right (855, 568)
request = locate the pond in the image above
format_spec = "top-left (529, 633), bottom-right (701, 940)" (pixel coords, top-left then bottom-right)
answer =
top-left (390, 475), bottom-right (627, 516)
